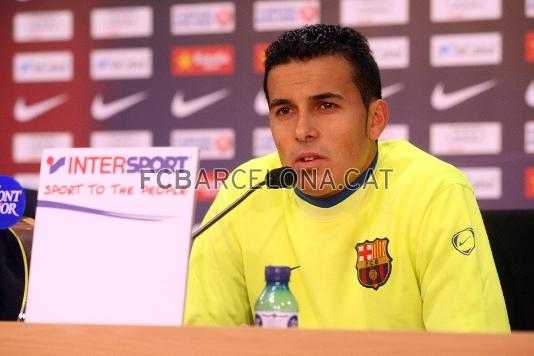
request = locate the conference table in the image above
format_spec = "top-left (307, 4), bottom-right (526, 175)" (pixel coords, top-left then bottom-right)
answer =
top-left (1, 322), bottom-right (533, 355)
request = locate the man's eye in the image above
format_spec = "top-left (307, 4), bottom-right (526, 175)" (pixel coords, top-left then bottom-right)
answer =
top-left (320, 102), bottom-right (336, 110)
top-left (276, 107), bottom-right (291, 116)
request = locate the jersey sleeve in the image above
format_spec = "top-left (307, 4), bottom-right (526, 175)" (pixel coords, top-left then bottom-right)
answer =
top-left (184, 179), bottom-right (253, 326)
top-left (415, 182), bottom-right (510, 332)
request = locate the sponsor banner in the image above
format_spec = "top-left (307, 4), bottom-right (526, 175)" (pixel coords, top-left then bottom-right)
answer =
top-left (526, 121), bottom-right (534, 154)
top-left (171, 88), bottom-right (231, 119)
top-left (14, 94), bottom-right (69, 123)
top-left (253, 127), bottom-right (276, 157)
top-left (91, 91), bottom-right (149, 121)
top-left (431, 0), bottom-right (502, 22)
top-left (12, 132), bottom-right (73, 164)
top-left (526, 31), bottom-right (534, 62)
top-left (90, 130), bottom-right (153, 147)
top-left (253, 0), bottom-right (320, 32)
top-left (382, 83), bottom-right (405, 99)
top-left (170, 2), bottom-right (235, 35)
top-left (460, 167), bottom-right (502, 199)
top-left (379, 124), bottom-right (409, 141)
top-left (26, 147), bottom-right (199, 325)
top-left (431, 79), bottom-right (497, 111)
top-left (171, 45), bottom-right (234, 75)
top-left (254, 43), bottom-right (269, 73)
top-left (90, 48), bottom-right (152, 80)
top-left (527, 0), bottom-right (534, 17)
top-left (14, 10), bottom-right (73, 42)
top-left (430, 122), bottom-right (501, 155)
top-left (368, 37), bottom-right (410, 69)
top-left (13, 173), bottom-right (40, 190)
top-left (13, 51), bottom-right (73, 83)
top-left (0, 176), bottom-right (26, 229)
top-left (170, 128), bottom-right (235, 160)
top-left (340, 0), bottom-right (409, 26)
top-left (91, 6), bottom-right (153, 39)
top-left (526, 168), bottom-right (534, 198)
top-left (431, 32), bottom-right (502, 67)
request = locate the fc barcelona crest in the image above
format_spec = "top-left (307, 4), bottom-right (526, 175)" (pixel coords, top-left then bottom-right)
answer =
top-left (355, 238), bottom-right (392, 290)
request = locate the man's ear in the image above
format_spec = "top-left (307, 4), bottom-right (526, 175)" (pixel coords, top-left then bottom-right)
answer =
top-left (367, 99), bottom-right (388, 140)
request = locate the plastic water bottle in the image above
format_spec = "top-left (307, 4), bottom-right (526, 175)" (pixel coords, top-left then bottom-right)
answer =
top-left (254, 265), bottom-right (298, 328)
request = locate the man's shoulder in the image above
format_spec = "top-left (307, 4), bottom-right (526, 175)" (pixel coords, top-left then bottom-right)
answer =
top-left (378, 140), bottom-right (471, 190)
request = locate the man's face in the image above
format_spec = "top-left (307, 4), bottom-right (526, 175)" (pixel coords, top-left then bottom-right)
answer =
top-left (267, 55), bottom-right (384, 198)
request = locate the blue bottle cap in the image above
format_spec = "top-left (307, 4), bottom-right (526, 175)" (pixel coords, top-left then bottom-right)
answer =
top-left (265, 265), bottom-right (291, 283)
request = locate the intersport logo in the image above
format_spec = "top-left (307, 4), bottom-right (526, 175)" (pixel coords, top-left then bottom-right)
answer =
top-left (45, 155), bottom-right (189, 175)
top-left (171, 45), bottom-right (234, 75)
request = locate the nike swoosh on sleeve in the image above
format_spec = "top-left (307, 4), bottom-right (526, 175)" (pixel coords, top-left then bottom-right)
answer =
top-left (525, 80), bottom-right (534, 107)
top-left (171, 88), bottom-right (231, 119)
top-left (91, 91), bottom-right (148, 120)
top-left (431, 80), bottom-right (497, 111)
top-left (14, 94), bottom-right (69, 122)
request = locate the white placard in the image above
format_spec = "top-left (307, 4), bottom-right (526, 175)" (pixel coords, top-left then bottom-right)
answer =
top-left (26, 147), bottom-right (199, 325)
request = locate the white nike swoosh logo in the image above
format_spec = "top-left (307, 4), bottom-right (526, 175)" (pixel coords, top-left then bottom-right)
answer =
top-left (171, 88), bottom-right (231, 119)
top-left (525, 80), bottom-right (534, 107)
top-left (382, 83), bottom-right (404, 99)
top-left (91, 91), bottom-right (148, 120)
top-left (254, 89), bottom-right (269, 116)
top-left (431, 79), bottom-right (497, 111)
top-left (14, 94), bottom-right (69, 122)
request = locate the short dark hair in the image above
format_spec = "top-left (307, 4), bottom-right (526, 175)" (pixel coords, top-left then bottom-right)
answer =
top-left (263, 24), bottom-right (382, 109)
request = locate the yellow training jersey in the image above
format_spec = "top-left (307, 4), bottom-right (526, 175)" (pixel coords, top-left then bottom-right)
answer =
top-left (185, 140), bottom-right (510, 332)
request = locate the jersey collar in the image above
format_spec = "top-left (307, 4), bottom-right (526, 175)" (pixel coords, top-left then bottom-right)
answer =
top-left (293, 150), bottom-right (379, 208)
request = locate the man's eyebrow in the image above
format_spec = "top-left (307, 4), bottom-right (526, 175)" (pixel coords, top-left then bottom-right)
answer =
top-left (269, 93), bottom-right (344, 108)
top-left (310, 92), bottom-right (345, 101)
top-left (269, 98), bottom-right (291, 108)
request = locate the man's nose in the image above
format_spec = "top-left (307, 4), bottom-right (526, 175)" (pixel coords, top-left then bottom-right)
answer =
top-left (295, 113), bottom-right (318, 142)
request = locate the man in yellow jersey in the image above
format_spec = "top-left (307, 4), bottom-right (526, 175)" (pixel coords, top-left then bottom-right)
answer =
top-left (185, 24), bottom-right (510, 332)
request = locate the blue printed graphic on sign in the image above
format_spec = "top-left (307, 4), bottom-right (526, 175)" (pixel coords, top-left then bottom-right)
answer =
top-left (0, 176), bottom-right (26, 229)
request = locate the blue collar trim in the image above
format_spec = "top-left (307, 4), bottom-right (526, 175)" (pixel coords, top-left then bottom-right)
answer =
top-left (294, 151), bottom-right (378, 208)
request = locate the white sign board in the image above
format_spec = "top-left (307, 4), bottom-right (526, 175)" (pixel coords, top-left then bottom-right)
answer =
top-left (26, 147), bottom-right (199, 325)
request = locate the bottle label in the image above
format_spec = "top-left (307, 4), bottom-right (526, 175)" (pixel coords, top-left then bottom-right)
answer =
top-left (254, 311), bottom-right (298, 328)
